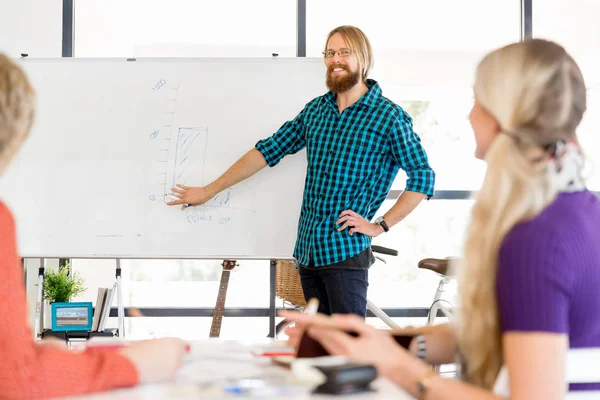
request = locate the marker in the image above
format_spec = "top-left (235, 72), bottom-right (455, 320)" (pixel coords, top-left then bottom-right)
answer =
top-left (165, 194), bottom-right (192, 207)
top-left (275, 298), bottom-right (319, 336)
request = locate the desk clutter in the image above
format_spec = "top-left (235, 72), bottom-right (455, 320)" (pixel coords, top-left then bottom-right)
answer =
top-left (179, 339), bottom-right (383, 397)
top-left (155, 339), bottom-right (406, 399)
top-left (61, 338), bottom-right (411, 399)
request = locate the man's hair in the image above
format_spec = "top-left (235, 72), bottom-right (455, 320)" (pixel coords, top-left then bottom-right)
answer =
top-left (324, 26), bottom-right (373, 81)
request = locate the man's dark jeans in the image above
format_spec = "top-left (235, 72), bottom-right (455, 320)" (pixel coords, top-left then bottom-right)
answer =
top-left (298, 267), bottom-right (369, 317)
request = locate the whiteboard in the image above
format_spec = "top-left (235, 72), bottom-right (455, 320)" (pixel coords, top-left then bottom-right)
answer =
top-left (0, 58), bottom-right (326, 258)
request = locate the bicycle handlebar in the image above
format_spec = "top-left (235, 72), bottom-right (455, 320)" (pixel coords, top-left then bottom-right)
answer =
top-left (372, 245), bottom-right (398, 256)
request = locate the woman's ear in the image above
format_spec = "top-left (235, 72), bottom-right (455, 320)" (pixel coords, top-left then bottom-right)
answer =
top-left (490, 116), bottom-right (501, 136)
top-left (479, 104), bottom-right (502, 137)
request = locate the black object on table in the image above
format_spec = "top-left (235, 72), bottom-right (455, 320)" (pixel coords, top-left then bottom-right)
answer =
top-left (41, 328), bottom-right (118, 342)
top-left (313, 363), bottom-right (378, 395)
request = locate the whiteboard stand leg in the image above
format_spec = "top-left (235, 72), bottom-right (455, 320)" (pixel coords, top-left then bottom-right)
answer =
top-left (21, 257), bottom-right (26, 285)
top-left (116, 259), bottom-right (124, 338)
top-left (268, 259), bottom-right (276, 338)
top-left (34, 257), bottom-right (45, 340)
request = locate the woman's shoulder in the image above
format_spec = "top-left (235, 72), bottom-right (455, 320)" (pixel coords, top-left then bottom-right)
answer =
top-left (499, 190), bottom-right (600, 284)
top-left (504, 190), bottom-right (599, 248)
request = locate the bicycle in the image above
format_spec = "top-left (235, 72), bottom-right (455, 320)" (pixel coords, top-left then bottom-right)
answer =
top-left (418, 258), bottom-right (457, 325)
top-left (274, 245), bottom-right (457, 336)
top-left (364, 247), bottom-right (457, 327)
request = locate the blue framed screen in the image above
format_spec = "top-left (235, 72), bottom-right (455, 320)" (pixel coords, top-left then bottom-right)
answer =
top-left (51, 302), bottom-right (93, 332)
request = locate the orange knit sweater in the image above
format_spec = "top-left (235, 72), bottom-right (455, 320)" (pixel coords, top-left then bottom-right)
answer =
top-left (0, 202), bottom-right (138, 399)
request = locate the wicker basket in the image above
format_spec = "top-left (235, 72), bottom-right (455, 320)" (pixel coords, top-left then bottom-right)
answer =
top-left (275, 260), bottom-right (307, 308)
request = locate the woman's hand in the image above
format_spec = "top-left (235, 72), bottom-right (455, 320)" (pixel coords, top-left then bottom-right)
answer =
top-left (119, 338), bottom-right (188, 383)
top-left (280, 311), bottom-right (412, 378)
top-left (279, 310), bottom-right (340, 349)
top-left (308, 314), bottom-right (409, 377)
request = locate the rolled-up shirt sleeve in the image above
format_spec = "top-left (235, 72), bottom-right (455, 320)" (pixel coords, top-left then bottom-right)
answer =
top-left (388, 112), bottom-right (435, 198)
top-left (255, 106), bottom-right (308, 167)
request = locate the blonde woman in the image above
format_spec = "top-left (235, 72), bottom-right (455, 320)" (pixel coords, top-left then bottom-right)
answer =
top-left (0, 54), bottom-right (188, 399)
top-left (282, 39), bottom-right (600, 399)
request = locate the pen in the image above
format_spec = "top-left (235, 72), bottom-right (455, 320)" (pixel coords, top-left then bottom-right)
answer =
top-left (165, 193), bottom-right (192, 207)
top-left (304, 298), bottom-right (319, 315)
top-left (275, 298), bottom-right (319, 336)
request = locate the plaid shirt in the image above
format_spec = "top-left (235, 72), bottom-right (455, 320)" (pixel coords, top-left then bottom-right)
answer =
top-left (256, 80), bottom-right (435, 267)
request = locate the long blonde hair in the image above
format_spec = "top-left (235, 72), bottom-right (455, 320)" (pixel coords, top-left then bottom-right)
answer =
top-left (0, 54), bottom-right (36, 174)
top-left (324, 25), bottom-right (373, 81)
top-left (457, 39), bottom-right (587, 389)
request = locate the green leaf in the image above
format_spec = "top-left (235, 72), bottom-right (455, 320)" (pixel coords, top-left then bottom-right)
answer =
top-left (42, 263), bottom-right (87, 303)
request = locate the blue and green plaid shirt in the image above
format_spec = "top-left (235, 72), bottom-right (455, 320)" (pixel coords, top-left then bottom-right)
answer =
top-left (256, 80), bottom-right (435, 267)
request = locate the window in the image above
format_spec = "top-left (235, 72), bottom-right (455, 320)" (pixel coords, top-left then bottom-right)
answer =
top-left (533, 0), bottom-right (600, 190)
top-left (307, 0), bottom-right (519, 55)
top-left (73, 258), bottom-right (276, 340)
top-left (368, 199), bottom-right (470, 309)
top-left (74, 0), bottom-right (296, 58)
top-left (307, 0), bottom-right (520, 190)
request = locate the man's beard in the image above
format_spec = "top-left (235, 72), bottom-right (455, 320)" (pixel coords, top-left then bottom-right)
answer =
top-left (326, 65), bottom-right (361, 93)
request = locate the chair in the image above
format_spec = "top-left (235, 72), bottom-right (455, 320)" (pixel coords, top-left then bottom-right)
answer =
top-left (417, 258), bottom-right (457, 325)
top-left (275, 259), bottom-right (307, 310)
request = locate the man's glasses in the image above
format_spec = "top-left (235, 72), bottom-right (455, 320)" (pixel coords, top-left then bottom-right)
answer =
top-left (322, 49), bottom-right (353, 58)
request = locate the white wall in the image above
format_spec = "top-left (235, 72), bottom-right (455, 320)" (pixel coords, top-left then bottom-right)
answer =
top-left (0, 0), bottom-right (62, 58)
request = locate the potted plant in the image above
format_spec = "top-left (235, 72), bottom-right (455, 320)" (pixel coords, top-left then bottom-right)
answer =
top-left (42, 263), bottom-right (87, 329)
top-left (43, 263), bottom-right (87, 303)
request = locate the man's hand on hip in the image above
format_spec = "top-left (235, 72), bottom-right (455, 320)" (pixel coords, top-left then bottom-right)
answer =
top-left (336, 209), bottom-right (385, 237)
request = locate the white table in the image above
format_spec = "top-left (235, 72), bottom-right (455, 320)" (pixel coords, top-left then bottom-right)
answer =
top-left (67, 339), bottom-right (415, 399)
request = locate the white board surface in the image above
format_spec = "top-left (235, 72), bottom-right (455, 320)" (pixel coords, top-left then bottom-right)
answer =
top-left (0, 58), bottom-right (326, 258)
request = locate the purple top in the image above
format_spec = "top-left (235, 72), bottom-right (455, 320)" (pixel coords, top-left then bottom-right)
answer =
top-left (496, 190), bottom-right (600, 391)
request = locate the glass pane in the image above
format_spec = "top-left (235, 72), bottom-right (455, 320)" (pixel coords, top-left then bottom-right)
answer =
top-left (307, 0), bottom-right (520, 190)
top-left (74, 0), bottom-right (296, 57)
top-left (119, 259), bottom-right (269, 308)
top-left (390, 97), bottom-right (486, 191)
top-left (72, 258), bottom-right (272, 338)
top-left (369, 199), bottom-right (472, 308)
top-left (534, 1), bottom-right (600, 190)
top-left (307, 0), bottom-right (520, 55)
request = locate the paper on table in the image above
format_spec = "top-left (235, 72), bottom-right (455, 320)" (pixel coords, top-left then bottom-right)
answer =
top-left (178, 340), bottom-right (303, 388)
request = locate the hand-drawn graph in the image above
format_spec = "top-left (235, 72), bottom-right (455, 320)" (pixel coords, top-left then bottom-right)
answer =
top-left (166, 126), bottom-right (209, 190)
top-left (148, 78), bottom-right (254, 225)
